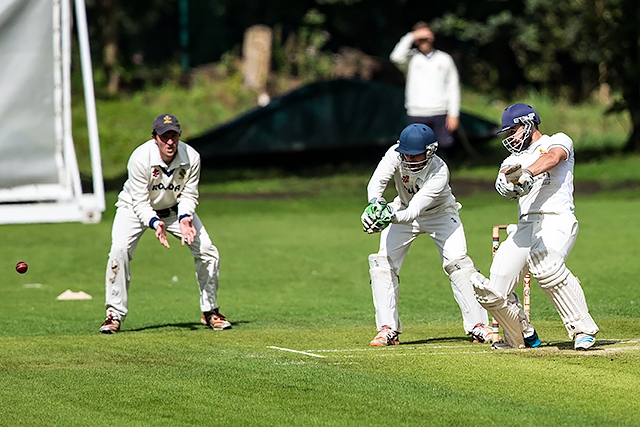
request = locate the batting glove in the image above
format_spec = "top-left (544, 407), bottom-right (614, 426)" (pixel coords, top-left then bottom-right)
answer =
top-left (495, 173), bottom-right (520, 199)
top-left (514, 169), bottom-right (534, 196)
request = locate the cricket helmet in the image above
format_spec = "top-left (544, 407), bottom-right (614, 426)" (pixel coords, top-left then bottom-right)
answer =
top-left (396, 124), bottom-right (438, 173)
top-left (497, 104), bottom-right (540, 153)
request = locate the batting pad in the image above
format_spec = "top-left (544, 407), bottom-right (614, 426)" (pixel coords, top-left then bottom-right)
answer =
top-left (368, 254), bottom-right (401, 333)
top-left (528, 248), bottom-right (599, 338)
top-left (445, 257), bottom-right (489, 333)
top-left (471, 272), bottom-right (525, 348)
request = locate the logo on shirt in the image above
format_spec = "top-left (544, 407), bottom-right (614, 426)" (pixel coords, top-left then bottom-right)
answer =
top-left (179, 168), bottom-right (186, 179)
top-left (402, 175), bottom-right (409, 183)
top-left (152, 183), bottom-right (181, 192)
top-left (152, 168), bottom-right (159, 178)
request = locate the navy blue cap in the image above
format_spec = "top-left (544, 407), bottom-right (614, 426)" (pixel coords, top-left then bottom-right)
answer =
top-left (153, 113), bottom-right (181, 135)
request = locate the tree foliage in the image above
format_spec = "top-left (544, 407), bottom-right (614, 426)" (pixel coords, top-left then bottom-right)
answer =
top-left (83, 0), bottom-right (640, 150)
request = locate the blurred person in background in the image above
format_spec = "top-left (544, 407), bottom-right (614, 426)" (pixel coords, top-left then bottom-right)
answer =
top-left (390, 21), bottom-right (461, 163)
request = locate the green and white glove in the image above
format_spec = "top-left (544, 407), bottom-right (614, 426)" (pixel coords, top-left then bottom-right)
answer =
top-left (361, 198), bottom-right (395, 234)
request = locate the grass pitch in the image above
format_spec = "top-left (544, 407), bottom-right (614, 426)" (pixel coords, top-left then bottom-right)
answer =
top-left (1, 173), bottom-right (640, 426)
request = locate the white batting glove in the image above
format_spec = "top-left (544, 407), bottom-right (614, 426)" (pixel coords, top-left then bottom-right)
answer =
top-left (495, 173), bottom-right (520, 199)
top-left (514, 169), bottom-right (534, 196)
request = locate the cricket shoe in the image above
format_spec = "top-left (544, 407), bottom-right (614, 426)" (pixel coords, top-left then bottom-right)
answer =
top-left (201, 309), bottom-right (232, 330)
top-left (99, 314), bottom-right (121, 334)
top-left (470, 323), bottom-right (498, 344)
top-left (524, 330), bottom-right (541, 348)
top-left (491, 332), bottom-right (525, 350)
top-left (574, 333), bottom-right (596, 350)
top-left (369, 326), bottom-right (400, 347)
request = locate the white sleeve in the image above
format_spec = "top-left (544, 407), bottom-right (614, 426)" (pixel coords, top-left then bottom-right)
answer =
top-left (445, 55), bottom-right (460, 117)
top-left (366, 148), bottom-right (398, 202)
top-left (549, 132), bottom-right (573, 157)
top-left (393, 167), bottom-right (449, 223)
top-left (177, 147), bottom-right (200, 218)
top-left (390, 33), bottom-right (415, 65)
top-left (127, 153), bottom-right (157, 227)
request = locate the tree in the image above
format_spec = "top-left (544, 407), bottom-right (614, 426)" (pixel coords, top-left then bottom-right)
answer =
top-left (434, 0), bottom-right (640, 151)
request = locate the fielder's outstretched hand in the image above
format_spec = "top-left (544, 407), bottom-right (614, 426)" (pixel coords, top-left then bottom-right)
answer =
top-left (155, 220), bottom-right (170, 248)
top-left (179, 216), bottom-right (196, 246)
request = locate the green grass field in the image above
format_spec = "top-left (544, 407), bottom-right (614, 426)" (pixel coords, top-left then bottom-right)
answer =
top-left (2, 170), bottom-right (640, 426)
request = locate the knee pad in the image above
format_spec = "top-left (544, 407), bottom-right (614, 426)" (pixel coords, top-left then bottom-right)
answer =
top-left (368, 254), bottom-right (393, 271)
top-left (444, 256), bottom-right (475, 276)
top-left (368, 254), bottom-right (398, 286)
top-left (446, 256), bottom-right (479, 299)
top-left (527, 248), bottom-right (569, 289)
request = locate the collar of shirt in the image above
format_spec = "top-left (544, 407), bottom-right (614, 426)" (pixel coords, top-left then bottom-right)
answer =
top-left (150, 141), bottom-right (189, 170)
top-left (422, 50), bottom-right (436, 59)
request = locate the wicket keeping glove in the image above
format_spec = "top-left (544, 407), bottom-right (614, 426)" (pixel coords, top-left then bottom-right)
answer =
top-left (361, 198), bottom-right (395, 234)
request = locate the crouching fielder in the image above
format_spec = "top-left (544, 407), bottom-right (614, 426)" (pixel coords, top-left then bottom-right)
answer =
top-left (472, 103), bottom-right (599, 350)
top-left (99, 114), bottom-right (231, 334)
top-left (361, 124), bottom-right (493, 346)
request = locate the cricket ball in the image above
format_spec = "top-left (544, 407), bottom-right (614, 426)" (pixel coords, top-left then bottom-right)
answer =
top-left (16, 261), bottom-right (28, 274)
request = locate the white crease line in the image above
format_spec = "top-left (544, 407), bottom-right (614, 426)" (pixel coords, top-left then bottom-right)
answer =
top-left (312, 345), bottom-right (475, 353)
top-left (267, 346), bottom-right (325, 358)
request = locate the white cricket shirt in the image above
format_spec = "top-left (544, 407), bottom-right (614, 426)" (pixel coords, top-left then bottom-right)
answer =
top-left (500, 133), bottom-right (575, 217)
top-left (116, 139), bottom-right (201, 227)
top-left (390, 33), bottom-right (460, 118)
top-left (367, 144), bottom-right (457, 223)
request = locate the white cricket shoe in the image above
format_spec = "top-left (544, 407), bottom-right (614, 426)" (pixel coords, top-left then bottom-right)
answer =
top-left (574, 333), bottom-right (596, 350)
top-left (470, 323), bottom-right (497, 344)
top-left (491, 331), bottom-right (525, 350)
top-left (99, 314), bottom-right (121, 334)
top-left (369, 326), bottom-right (400, 347)
top-left (201, 309), bottom-right (232, 330)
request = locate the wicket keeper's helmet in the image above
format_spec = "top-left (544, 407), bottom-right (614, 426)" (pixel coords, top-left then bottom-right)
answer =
top-left (497, 104), bottom-right (540, 153)
top-left (396, 124), bottom-right (438, 173)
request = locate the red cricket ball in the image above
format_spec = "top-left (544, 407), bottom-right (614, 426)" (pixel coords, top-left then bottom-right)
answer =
top-left (16, 261), bottom-right (28, 274)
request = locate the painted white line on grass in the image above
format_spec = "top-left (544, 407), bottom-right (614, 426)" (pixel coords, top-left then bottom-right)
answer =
top-left (312, 344), bottom-right (473, 353)
top-left (267, 346), bottom-right (326, 358)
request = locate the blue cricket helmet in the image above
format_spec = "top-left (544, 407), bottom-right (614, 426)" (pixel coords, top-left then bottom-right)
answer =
top-left (395, 124), bottom-right (437, 155)
top-left (497, 103), bottom-right (541, 134)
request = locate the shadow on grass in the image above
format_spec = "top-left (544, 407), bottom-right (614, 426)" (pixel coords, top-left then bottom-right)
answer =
top-left (124, 320), bottom-right (250, 332)
top-left (402, 336), bottom-right (472, 345)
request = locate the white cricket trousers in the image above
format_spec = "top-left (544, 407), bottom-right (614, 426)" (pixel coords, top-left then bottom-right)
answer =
top-left (104, 207), bottom-right (220, 320)
top-left (490, 213), bottom-right (598, 338)
top-left (370, 204), bottom-right (488, 334)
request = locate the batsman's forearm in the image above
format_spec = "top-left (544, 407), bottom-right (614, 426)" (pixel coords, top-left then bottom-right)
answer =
top-left (525, 147), bottom-right (567, 177)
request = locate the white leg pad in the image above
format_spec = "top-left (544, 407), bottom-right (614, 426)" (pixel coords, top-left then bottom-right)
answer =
top-left (444, 257), bottom-right (489, 333)
top-left (528, 249), bottom-right (599, 338)
top-left (369, 254), bottom-right (401, 333)
top-left (471, 272), bottom-right (525, 348)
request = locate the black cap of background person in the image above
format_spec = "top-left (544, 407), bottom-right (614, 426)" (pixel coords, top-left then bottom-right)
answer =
top-left (153, 113), bottom-right (181, 135)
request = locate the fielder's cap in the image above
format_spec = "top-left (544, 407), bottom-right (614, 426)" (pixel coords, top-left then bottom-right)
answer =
top-left (497, 103), bottom-right (540, 134)
top-left (153, 113), bottom-right (181, 135)
top-left (396, 123), bottom-right (437, 155)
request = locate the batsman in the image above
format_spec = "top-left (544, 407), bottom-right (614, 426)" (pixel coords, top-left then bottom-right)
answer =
top-left (472, 103), bottom-right (599, 350)
top-left (361, 124), bottom-right (495, 346)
